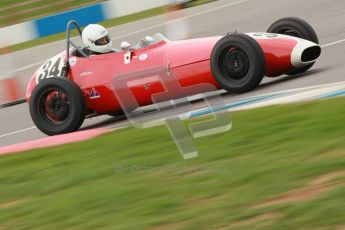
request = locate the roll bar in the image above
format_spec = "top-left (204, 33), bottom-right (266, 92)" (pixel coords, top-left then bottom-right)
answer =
top-left (61, 20), bottom-right (87, 77)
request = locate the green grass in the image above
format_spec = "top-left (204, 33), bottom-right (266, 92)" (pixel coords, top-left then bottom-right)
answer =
top-left (0, 0), bottom-right (105, 26)
top-left (1, 97), bottom-right (345, 229)
top-left (7, 0), bottom-right (216, 52)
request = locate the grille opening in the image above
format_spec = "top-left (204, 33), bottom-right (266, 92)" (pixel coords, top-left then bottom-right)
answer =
top-left (301, 46), bottom-right (321, 62)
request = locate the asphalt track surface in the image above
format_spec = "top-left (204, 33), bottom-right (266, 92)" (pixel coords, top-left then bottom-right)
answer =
top-left (1, 0), bottom-right (345, 148)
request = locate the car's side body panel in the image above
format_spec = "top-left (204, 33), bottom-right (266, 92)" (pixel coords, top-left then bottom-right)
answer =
top-left (26, 33), bottom-right (319, 115)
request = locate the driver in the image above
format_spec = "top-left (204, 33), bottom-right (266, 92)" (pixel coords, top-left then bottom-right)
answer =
top-left (82, 24), bottom-right (115, 55)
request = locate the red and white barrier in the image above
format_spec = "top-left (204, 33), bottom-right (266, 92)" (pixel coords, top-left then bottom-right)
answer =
top-left (0, 46), bottom-right (25, 106)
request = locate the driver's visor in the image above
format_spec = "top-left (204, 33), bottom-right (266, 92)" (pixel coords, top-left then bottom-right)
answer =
top-left (95, 35), bottom-right (110, 46)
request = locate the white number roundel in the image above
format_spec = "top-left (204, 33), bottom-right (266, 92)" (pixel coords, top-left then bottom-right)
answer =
top-left (36, 54), bottom-right (64, 83)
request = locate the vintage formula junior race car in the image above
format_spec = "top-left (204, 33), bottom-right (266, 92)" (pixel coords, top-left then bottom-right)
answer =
top-left (26, 17), bottom-right (321, 135)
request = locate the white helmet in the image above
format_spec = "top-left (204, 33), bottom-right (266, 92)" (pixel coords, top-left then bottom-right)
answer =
top-left (82, 24), bottom-right (112, 53)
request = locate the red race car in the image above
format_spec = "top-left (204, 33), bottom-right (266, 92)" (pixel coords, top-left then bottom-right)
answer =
top-left (27, 17), bottom-right (321, 135)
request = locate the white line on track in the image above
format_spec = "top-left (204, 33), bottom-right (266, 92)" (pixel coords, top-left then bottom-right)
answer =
top-left (4, 61), bottom-right (43, 75)
top-left (0, 127), bottom-right (36, 139)
top-left (111, 0), bottom-right (248, 41)
top-left (321, 38), bottom-right (345, 48)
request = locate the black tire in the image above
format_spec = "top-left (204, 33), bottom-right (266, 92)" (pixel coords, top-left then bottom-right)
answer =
top-left (267, 17), bottom-right (319, 75)
top-left (210, 33), bottom-right (265, 93)
top-left (29, 77), bottom-right (86, 135)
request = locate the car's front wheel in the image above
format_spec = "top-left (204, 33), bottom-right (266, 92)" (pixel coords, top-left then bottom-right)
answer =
top-left (210, 33), bottom-right (265, 93)
top-left (29, 77), bottom-right (86, 135)
top-left (267, 17), bottom-right (319, 75)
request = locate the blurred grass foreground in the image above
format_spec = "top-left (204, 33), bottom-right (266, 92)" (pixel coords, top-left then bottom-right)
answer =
top-left (0, 97), bottom-right (345, 229)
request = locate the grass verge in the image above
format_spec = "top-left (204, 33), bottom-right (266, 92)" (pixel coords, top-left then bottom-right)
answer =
top-left (1, 97), bottom-right (345, 229)
top-left (0, 0), bottom-right (106, 27)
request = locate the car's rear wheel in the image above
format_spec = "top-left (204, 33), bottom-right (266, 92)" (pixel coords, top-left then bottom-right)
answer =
top-left (267, 17), bottom-right (319, 75)
top-left (210, 33), bottom-right (265, 93)
top-left (29, 77), bottom-right (86, 135)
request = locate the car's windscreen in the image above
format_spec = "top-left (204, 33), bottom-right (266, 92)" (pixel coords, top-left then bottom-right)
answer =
top-left (136, 33), bottom-right (170, 49)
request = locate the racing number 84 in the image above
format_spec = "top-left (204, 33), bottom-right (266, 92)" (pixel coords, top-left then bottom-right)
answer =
top-left (38, 57), bottom-right (62, 82)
